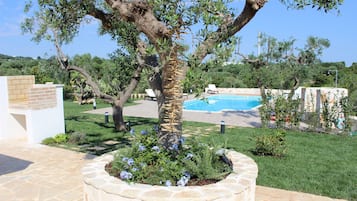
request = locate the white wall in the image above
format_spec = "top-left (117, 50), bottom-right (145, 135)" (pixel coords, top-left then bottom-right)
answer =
top-left (0, 77), bottom-right (65, 144)
top-left (0, 77), bottom-right (27, 140)
top-left (26, 85), bottom-right (65, 144)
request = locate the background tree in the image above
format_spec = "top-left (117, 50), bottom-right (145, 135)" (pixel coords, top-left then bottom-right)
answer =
top-left (54, 38), bottom-right (148, 131)
top-left (22, 1), bottom-right (153, 131)
top-left (23, 0), bottom-right (343, 149)
top-left (236, 34), bottom-right (330, 127)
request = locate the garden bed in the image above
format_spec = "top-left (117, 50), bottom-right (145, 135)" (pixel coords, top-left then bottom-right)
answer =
top-left (82, 150), bottom-right (258, 201)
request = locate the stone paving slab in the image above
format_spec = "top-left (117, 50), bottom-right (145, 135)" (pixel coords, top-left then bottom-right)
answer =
top-left (0, 139), bottom-right (94, 201)
top-left (256, 186), bottom-right (345, 201)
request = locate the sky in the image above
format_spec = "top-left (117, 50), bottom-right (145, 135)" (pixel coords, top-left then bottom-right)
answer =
top-left (0, 0), bottom-right (356, 66)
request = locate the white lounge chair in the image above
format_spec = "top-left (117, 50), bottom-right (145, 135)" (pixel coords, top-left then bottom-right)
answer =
top-left (145, 89), bottom-right (156, 100)
top-left (207, 84), bottom-right (219, 94)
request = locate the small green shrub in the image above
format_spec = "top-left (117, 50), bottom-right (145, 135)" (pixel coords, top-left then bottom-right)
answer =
top-left (253, 130), bottom-right (287, 157)
top-left (42, 137), bottom-right (56, 145)
top-left (53, 133), bottom-right (68, 144)
top-left (68, 132), bottom-right (86, 144)
top-left (108, 129), bottom-right (232, 186)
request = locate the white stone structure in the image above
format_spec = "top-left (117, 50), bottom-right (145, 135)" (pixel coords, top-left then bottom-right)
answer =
top-left (0, 75), bottom-right (65, 144)
top-left (293, 87), bottom-right (348, 113)
top-left (82, 150), bottom-right (258, 201)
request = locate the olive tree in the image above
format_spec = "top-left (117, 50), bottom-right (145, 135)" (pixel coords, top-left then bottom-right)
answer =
top-left (23, 0), bottom-right (343, 149)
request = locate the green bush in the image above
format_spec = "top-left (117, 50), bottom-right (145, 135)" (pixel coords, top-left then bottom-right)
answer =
top-left (108, 129), bottom-right (232, 186)
top-left (68, 132), bottom-right (86, 144)
top-left (42, 137), bottom-right (56, 145)
top-left (253, 130), bottom-right (287, 157)
top-left (53, 133), bottom-right (68, 144)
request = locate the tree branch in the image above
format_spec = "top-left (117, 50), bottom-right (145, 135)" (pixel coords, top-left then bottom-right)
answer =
top-left (105, 0), bottom-right (171, 48)
top-left (86, 4), bottom-right (115, 29)
top-left (53, 30), bottom-right (114, 102)
top-left (191, 0), bottom-right (267, 63)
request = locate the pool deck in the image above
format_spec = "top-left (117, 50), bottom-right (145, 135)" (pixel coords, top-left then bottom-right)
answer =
top-left (86, 99), bottom-right (262, 128)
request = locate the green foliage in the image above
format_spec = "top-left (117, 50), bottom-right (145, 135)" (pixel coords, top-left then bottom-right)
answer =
top-left (339, 96), bottom-right (353, 131)
top-left (53, 133), bottom-right (69, 144)
top-left (253, 130), bottom-right (287, 157)
top-left (182, 68), bottom-right (210, 94)
top-left (321, 96), bottom-right (338, 130)
top-left (348, 91), bottom-right (357, 115)
top-left (181, 140), bottom-right (232, 181)
top-left (68, 132), bottom-right (87, 145)
top-left (42, 137), bottom-right (56, 145)
top-left (280, 0), bottom-right (344, 12)
top-left (258, 97), bottom-right (271, 128)
top-left (109, 130), bottom-right (231, 186)
top-left (41, 133), bottom-right (69, 145)
top-left (260, 93), bottom-right (301, 129)
top-left (0, 55), bottom-right (69, 84)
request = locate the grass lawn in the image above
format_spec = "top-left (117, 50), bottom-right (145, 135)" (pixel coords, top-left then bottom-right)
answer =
top-left (62, 100), bottom-right (357, 200)
top-left (199, 127), bottom-right (357, 200)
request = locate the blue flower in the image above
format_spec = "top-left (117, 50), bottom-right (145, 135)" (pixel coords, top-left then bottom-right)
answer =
top-left (169, 143), bottom-right (179, 151)
top-left (179, 137), bottom-right (185, 145)
top-left (153, 125), bottom-right (159, 132)
top-left (120, 171), bottom-right (133, 180)
top-left (138, 144), bottom-right (146, 152)
top-left (177, 172), bottom-right (191, 186)
top-left (132, 167), bottom-right (138, 172)
top-left (151, 146), bottom-right (160, 153)
top-left (130, 129), bottom-right (135, 135)
top-left (140, 130), bottom-right (148, 135)
top-left (127, 158), bottom-right (134, 166)
top-left (185, 153), bottom-right (194, 160)
top-left (122, 157), bottom-right (129, 162)
top-left (183, 171), bottom-right (191, 179)
top-left (165, 180), bottom-right (172, 187)
top-left (176, 178), bottom-right (185, 186)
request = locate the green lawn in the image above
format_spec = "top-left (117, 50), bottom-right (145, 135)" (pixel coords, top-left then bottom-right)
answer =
top-left (62, 100), bottom-right (357, 200)
top-left (199, 127), bottom-right (357, 200)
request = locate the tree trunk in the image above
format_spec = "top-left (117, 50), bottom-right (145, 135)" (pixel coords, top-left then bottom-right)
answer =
top-left (113, 62), bottom-right (144, 131)
top-left (157, 49), bottom-right (183, 149)
top-left (112, 99), bottom-right (126, 131)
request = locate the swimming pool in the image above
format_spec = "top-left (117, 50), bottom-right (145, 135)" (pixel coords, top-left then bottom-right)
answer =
top-left (183, 94), bottom-right (261, 112)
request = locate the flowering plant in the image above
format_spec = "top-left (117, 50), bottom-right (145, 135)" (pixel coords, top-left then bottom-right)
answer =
top-left (108, 127), bottom-right (232, 186)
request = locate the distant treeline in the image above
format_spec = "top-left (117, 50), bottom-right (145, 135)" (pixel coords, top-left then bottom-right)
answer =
top-left (1, 53), bottom-right (356, 114)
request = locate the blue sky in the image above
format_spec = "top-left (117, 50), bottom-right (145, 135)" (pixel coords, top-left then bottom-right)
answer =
top-left (0, 0), bottom-right (356, 66)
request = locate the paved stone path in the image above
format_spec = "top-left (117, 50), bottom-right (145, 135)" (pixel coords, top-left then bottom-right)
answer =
top-left (0, 139), bottom-right (94, 201)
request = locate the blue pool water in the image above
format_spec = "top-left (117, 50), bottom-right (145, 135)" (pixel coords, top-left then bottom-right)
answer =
top-left (183, 95), bottom-right (261, 112)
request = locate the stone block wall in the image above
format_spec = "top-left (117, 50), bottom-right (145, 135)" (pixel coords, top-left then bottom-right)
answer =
top-left (7, 75), bottom-right (35, 105)
top-left (82, 150), bottom-right (258, 201)
top-left (28, 85), bottom-right (57, 110)
top-left (6, 76), bottom-right (57, 110)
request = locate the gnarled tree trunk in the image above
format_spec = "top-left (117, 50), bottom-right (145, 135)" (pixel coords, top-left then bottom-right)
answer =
top-left (157, 49), bottom-right (183, 149)
top-left (112, 62), bottom-right (143, 130)
top-left (105, 0), bottom-right (267, 148)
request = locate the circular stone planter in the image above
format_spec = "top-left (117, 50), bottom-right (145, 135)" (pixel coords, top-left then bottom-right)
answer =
top-left (82, 150), bottom-right (258, 201)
